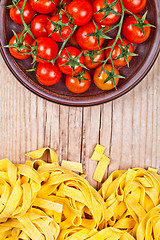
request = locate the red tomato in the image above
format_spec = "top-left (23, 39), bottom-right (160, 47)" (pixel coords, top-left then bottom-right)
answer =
top-left (67, 0), bottom-right (93, 26)
top-left (76, 21), bottom-right (104, 50)
top-left (83, 49), bottom-right (105, 69)
top-left (47, 15), bottom-right (72, 42)
top-left (9, 0), bottom-right (35, 25)
top-left (68, 30), bottom-right (79, 46)
top-left (86, 0), bottom-right (95, 4)
top-left (36, 63), bottom-right (61, 86)
top-left (66, 71), bottom-right (91, 93)
top-left (122, 15), bottom-right (151, 43)
top-left (52, 0), bottom-right (71, 15)
top-left (123, 0), bottom-right (147, 14)
top-left (8, 32), bottom-right (34, 59)
top-left (57, 47), bottom-right (85, 75)
top-left (31, 15), bottom-right (50, 38)
top-left (105, 39), bottom-right (134, 67)
top-left (32, 37), bottom-right (58, 63)
top-left (29, 0), bottom-right (57, 14)
top-left (93, 0), bottom-right (122, 25)
top-left (93, 64), bottom-right (119, 90)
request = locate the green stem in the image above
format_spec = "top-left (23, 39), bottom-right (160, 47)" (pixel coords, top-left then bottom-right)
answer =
top-left (16, 0), bottom-right (36, 40)
top-left (124, 8), bottom-right (139, 19)
top-left (101, 0), bottom-right (125, 70)
top-left (23, 25), bottom-right (78, 64)
top-left (55, 25), bottom-right (78, 60)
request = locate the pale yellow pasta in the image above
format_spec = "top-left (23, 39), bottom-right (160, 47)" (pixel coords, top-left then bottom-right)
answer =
top-left (0, 209), bottom-right (60, 240)
top-left (91, 144), bottom-right (106, 161)
top-left (25, 147), bottom-right (58, 163)
top-left (0, 152), bottom-right (61, 240)
top-left (0, 159), bottom-right (41, 221)
top-left (58, 227), bottom-right (135, 240)
top-left (148, 167), bottom-right (158, 174)
top-left (58, 227), bottom-right (97, 240)
top-left (100, 168), bottom-right (160, 237)
top-left (61, 160), bottom-right (83, 173)
top-left (1, 145), bottom-right (160, 240)
top-left (88, 227), bottom-right (135, 240)
top-left (137, 204), bottom-right (160, 240)
top-left (93, 155), bottom-right (110, 182)
top-left (34, 164), bottom-right (107, 230)
top-left (91, 151), bottom-right (103, 161)
top-left (24, 148), bottom-right (107, 235)
top-left (95, 144), bottom-right (106, 154)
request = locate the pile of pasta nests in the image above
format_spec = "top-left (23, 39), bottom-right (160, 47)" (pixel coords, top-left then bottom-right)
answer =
top-left (0, 145), bottom-right (160, 240)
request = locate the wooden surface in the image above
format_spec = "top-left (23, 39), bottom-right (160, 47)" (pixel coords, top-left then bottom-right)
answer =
top-left (0, 54), bottom-right (160, 188)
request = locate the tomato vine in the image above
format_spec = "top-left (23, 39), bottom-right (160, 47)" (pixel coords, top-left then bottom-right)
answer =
top-left (5, 0), bottom-right (154, 87)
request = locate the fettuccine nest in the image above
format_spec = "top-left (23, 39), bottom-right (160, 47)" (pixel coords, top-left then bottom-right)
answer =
top-left (0, 147), bottom-right (160, 240)
top-left (100, 168), bottom-right (160, 239)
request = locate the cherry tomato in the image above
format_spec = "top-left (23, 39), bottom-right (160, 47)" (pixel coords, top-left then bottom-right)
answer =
top-left (86, 0), bottom-right (95, 4)
top-left (67, 0), bottom-right (93, 26)
top-left (83, 49), bottom-right (105, 69)
top-left (29, 0), bottom-right (57, 14)
top-left (76, 21), bottom-right (104, 50)
top-left (9, 0), bottom-right (35, 25)
top-left (105, 39), bottom-right (134, 67)
top-left (68, 30), bottom-right (79, 46)
top-left (31, 15), bottom-right (50, 38)
top-left (100, 24), bottom-right (111, 32)
top-left (66, 71), bottom-right (91, 93)
top-left (57, 47), bottom-right (85, 75)
top-left (32, 37), bottom-right (58, 63)
top-left (47, 15), bottom-right (72, 42)
top-left (123, 0), bottom-right (147, 14)
top-left (52, 0), bottom-right (71, 16)
top-left (8, 32), bottom-right (34, 59)
top-left (93, 0), bottom-right (122, 25)
top-left (36, 63), bottom-right (61, 86)
top-left (93, 64), bottom-right (119, 90)
top-left (122, 15), bottom-right (151, 43)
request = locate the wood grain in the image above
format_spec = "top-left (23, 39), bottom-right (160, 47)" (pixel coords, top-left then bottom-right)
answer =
top-left (0, 54), bottom-right (160, 186)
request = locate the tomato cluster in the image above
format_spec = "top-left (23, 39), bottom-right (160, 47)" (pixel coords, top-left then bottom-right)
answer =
top-left (8, 0), bottom-right (152, 93)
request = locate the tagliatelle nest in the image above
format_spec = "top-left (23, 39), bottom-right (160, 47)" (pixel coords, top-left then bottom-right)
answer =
top-left (136, 204), bottom-right (160, 240)
top-left (28, 161), bottom-right (107, 231)
top-left (0, 156), bottom-right (60, 240)
top-left (0, 147), bottom-right (108, 240)
top-left (0, 146), bottom-right (160, 240)
top-left (99, 168), bottom-right (160, 237)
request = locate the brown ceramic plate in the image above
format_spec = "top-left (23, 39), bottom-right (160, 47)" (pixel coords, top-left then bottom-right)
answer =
top-left (0, 0), bottom-right (160, 106)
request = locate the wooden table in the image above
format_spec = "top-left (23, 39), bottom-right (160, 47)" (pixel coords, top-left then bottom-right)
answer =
top-left (0, 54), bottom-right (160, 188)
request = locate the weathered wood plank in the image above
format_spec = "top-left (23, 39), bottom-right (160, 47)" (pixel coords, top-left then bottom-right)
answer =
top-left (81, 106), bottom-right (101, 188)
top-left (58, 105), bottom-right (69, 163)
top-left (67, 107), bottom-right (83, 163)
top-left (0, 54), bottom-right (160, 185)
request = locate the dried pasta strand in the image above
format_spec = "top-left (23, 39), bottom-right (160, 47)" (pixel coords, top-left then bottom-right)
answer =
top-left (33, 198), bottom-right (63, 213)
top-left (95, 144), bottom-right (106, 154)
top-left (91, 144), bottom-right (106, 161)
top-left (58, 227), bottom-right (135, 240)
top-left (25, 147), bottom-right (58, 163)
top-left (93, 155), bottom-right (110, 182)
top-left (61, 160), bottom-right (83, 173)
top-left (148, 167), bottom-right (158, 174)
top-left (91, 151), bottom-right (103, 161)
